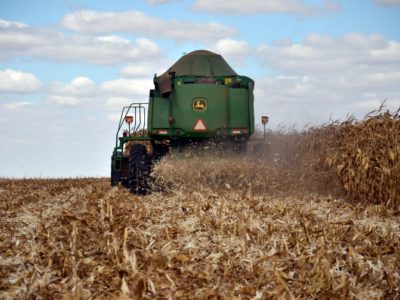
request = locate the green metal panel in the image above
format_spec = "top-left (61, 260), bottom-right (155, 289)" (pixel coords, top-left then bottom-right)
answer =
top-left (149, 79), bottom-right (255, 138)
top-left (248, 81), bottom-right (255, 135)
top-left (147, 49), bottom-right (255, 139)
top-left (148, 97), bottom-right (153, 132)
top-left (228, 88), bottom-right (249, 128)
top-left (172, 84), bottom-right (228, 138)
top-left (151, 97), bottom-right (170, 129)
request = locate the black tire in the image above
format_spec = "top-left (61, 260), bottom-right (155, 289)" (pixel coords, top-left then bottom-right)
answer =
top-left (128, 144), bottom-right (152, 194)
top-left (121, 178), bottom-right (129, 188)
top-left (111, 155), bottom-right (120, 186)
top-left (111, 169), bottom-right (119, 186)
top-left (152, 142), bottom-right (169, 161)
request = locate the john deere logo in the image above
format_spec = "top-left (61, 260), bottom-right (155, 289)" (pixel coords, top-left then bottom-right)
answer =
top-left (193, 98), bottom-right (207, 111)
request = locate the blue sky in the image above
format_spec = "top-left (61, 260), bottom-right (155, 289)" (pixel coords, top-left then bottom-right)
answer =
top-left (0, 0), bottom-right (399, 177)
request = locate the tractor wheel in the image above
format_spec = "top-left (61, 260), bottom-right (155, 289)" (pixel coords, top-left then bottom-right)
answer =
top-left (153, 142), bottom-right (169, 161)
top-left (128, 144), bottom-right (152, 194)
top-left (111, 169), bottom-right (119, 187)
top-left (111, 155), bottom-right (120, 186)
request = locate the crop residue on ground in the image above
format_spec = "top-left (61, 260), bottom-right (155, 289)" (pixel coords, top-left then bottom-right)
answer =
top-left (1, 109), bottom-right (400, 299)
top-left (1, 177), bottom-right (399, 299)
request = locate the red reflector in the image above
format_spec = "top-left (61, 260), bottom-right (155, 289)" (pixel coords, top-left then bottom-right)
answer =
top-left (124, 115), bottom-right (133, 124)
top-left (159, 130), bottom-right (168, 135)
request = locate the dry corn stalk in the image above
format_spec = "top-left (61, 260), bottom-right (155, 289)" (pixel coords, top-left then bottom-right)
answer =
top-left (299, 107), bottom-right (400, 208)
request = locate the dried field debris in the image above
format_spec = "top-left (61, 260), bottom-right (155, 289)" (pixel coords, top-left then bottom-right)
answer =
top-left (1, 108), bottom-right (400, 299)
top-left (1, 176), bottom-right (399, 299)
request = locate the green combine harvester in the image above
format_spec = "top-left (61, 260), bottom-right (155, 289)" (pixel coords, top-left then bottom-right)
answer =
top-left (111, 50), bottom-right (259, 194)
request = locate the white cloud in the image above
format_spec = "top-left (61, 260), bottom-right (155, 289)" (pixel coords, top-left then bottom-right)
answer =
top-left (210, 38), bottom-right (251, 66)
top-left (213, 38), bottom-right (250, 57)
top-left (257, 34), bottom-right (400, 74)
top-left (374, 0), bottom-right (400, 6)
top-left (46, 76), bottom-right (152, 107)
top-left (370, 41), bottom-right (400, 61)
top-left (254, 34), bottom-right (400, 127)
top-left (61, 10), bottom-right (236, 41)
top-left (0, 69), bottom-right (42, 93)
top-left (70, 76), bottom-right (96, 89)
top-left (105, 97), bottom-right (132, 109)
top-left (357, 97), bottom-right (400, 111)
top-left (120, 64), bottom-right (156, 78)
top-left (192, 0), bottom-right (341, 15)
top-left (0, 101), bottom-right (117, 177)
top-left (119, 56), bottom-right (177, 78)
top-left (49, 76), bottom-right (95, 96)
top-left (0, 22), bottom-right (161, 64)
top-left (0, 19), bottom-right (28, 29)
top-left (47, 76), bottom-right (96, 106)
top-left (4, 101), bottom-right (35, 110)
top-left (97, 35), bottom-right (131, 44)
top-left (134, 38), bottom-right (161, 54)
top-left (48, 95), bottom-right (82, 106)
top-left (120, 62), bottom-right (166, 78)
top-left (107, 112), bottom-right (124, 122)
top-left (366, 72), bottom-right (400, 85)
top-left (100, 78), bottom-right (152, 98)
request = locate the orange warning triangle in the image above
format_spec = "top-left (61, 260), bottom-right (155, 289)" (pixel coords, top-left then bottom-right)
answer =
top-left (194, 119), bottom-right (207, 131)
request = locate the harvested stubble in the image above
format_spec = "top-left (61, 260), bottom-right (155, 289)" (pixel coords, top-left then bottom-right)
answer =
top-left (1, 174), bottom-right (399, 299)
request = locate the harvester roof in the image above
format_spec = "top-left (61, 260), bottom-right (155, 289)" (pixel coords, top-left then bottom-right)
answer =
top-left (155, 50), bottom-right (237, 94)
top-left (161, 50), bottom-right (237, 77)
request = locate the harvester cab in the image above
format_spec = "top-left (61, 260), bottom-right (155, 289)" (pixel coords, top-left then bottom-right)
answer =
top-left (111, 50), bottom-right (258, 194)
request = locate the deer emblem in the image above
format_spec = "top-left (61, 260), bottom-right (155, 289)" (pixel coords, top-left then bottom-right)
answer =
top-left (193, 98), bottom-right (207, 111)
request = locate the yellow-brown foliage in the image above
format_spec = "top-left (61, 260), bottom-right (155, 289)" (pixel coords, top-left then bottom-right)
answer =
top-left (300, 108), bottom-right (400, 208)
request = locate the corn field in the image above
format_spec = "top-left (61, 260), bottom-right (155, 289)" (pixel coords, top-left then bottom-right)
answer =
top-left (300, 107), bottom-right (400, 207)
top-left (0, 109), bottom-right (399, 299)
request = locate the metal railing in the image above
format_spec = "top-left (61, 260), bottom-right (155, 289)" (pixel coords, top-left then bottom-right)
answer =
top-left (115, 102), bottom-right (148, 147)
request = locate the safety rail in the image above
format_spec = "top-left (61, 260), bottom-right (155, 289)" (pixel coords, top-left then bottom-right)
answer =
top-left (115, 102), bottom-right (148, 147)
